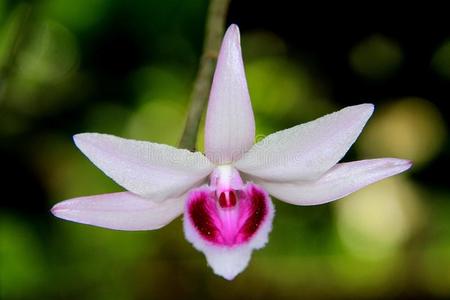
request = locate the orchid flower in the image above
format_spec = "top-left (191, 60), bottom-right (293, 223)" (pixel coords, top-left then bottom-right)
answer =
top-left (51, 24), bottom-right (412, 280)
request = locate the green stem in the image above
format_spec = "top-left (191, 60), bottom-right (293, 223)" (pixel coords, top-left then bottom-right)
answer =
top-left (178, 0), bottom-right (231, 151)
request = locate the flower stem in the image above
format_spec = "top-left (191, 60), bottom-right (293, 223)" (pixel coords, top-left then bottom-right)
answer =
top-left (178, 0), bottom-right (231, 151)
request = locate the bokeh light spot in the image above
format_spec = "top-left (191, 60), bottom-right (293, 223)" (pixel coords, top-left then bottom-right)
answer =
top-left (431, 39), bottom-right (450, 80)
top-left (126, 99), bottom-right (185, 146)
top-left (335, 177), bottom-right (424, 260)
top-left (17, 20), bottom-right (79, 82)
top-left (350, 34), bottom-right (403, 80)
top-left (41, 0), bottom-right (110, 33)
top-left (4, 20), bottom-right (80, 116)
top-left (420, 194), bottom-right (450, 297)
top-left (84, 102), bottom-right (131, 135)
top-left (32, 134), bottom-right (120, 200)
top-left (126, 65), bottom-right (189, 146)
top-left (0, 4), bottom-right (27, 71)
top-left (242, 31), bottom-right (287, 59)
top-left (357, 97), bottom-right (446, 167)
top-left (246, 57), bottom-right (332, 122)
top-left (422, 238), bottom-right (450, 297)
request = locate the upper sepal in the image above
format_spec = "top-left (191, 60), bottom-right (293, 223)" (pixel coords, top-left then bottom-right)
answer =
top-left (204, 24), bottom-right (255, 164)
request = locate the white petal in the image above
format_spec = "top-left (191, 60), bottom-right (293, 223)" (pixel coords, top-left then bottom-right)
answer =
top-left (254, 158), bottom-right (412, 205)
top-left (235, 104), bottom-right (374, 181)
top-left (204, 24), bottom-right (255, 164)
top-left (51, 192), bottom-right (185, 230)
top-left (74, 133), bottom-right (214, 200)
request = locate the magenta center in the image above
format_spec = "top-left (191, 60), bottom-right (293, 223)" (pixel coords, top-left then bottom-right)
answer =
top-left (187, 183), bottom-right (269, 247)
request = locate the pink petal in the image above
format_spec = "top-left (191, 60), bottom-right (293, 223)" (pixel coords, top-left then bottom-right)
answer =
top-left (253, 158), bottom-right (412, 205)
top-left (235, 104), bottom-right (374, 181)
top-left (74, 133), bottom-right (214, 201)
top-left (183, 184), bottom-right (274, 280)
top-left (51, 192), bottom-right (185, 230)
top-left (204, 24), bottom-right (255, 164)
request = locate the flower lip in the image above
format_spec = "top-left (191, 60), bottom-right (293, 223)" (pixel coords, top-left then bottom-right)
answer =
top-left (183, 181), bottom-right (275, 280)
top-left (185, 183), bottom-right (272, 247)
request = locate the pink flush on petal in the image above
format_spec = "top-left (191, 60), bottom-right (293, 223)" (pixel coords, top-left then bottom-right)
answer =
top-left (186, 182), bottom-right (271, 247)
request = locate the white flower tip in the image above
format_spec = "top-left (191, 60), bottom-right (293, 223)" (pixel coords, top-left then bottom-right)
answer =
top-left (225, 24), bottom-right (240, 42)
top-left (50, 202), bottom-right (69, 219)
top-left (206, 248), bottom-right (251, 280)
top-left (50, 204), bottom-right (59, 216)
top-left (73, 133), bottom-right (90, 150)
top-left (73, 132), bottom-right (86, 142)
top-left (356, 103), bottom-right (375, 118)
top-left (221, 24), bottom-right (241, 58)
top-left (378, 157), bottom-right (413, 170)
top-left (73, 132), bottom-right (98, 147)
top-left (405, 159), bottom-right (413, 168)
top-left (390, 158), bottom-right (413, 170)
top-left (362, 102), bottom-right (375, 110)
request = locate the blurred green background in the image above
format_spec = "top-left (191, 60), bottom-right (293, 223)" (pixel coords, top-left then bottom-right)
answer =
top-left (1, 0), bottom-right (449, 299)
